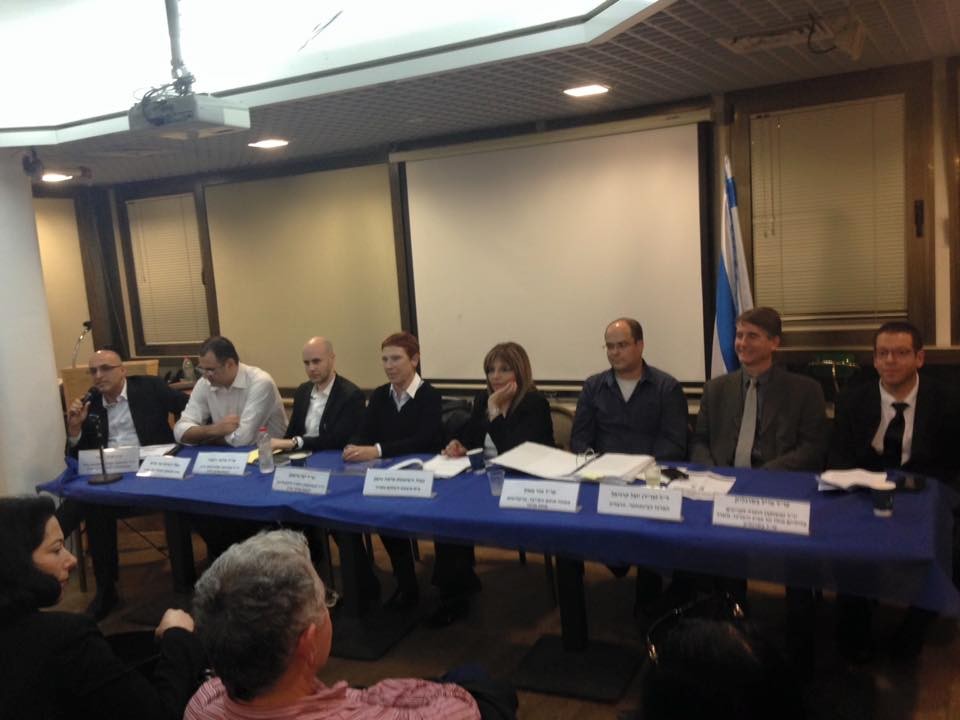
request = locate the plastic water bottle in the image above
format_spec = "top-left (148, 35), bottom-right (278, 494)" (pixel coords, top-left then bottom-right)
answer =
top-left (182, 356), bottom-right (195, 381)
top-left (257, 426), bottom-right (275, 473)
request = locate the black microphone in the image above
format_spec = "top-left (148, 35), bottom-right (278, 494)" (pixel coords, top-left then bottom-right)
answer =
top-left (80, 387), bottom-right (101, 405)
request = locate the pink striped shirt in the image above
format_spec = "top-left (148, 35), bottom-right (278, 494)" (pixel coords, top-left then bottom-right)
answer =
top-left (185, 677), bottom-right (480, 720)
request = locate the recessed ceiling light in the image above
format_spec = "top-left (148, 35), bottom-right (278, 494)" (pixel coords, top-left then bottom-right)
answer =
top-left (41, 172), bottom-right (73, 182)
top-left (248, 138), bottom-right (289, 149)
top-left (563, 84), bottom-right (609, 98)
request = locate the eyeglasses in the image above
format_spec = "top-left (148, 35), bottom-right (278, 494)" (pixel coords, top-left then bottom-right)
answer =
top-left (875, 348), bottom-right (915, 360)
top-left (87, 364), bottom-right (121, 376)
top-left (645, 592), bottom-right (744, 665)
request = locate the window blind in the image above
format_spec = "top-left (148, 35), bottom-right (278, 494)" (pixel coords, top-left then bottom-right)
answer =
top-left (750, 95), bottom-right (905, 321)
top-left (127, 193), bottom-right (210, 344)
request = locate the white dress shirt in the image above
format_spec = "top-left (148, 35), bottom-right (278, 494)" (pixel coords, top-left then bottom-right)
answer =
top-left (304, 374), bottom-right (336, 437)
top-left (174, 363), bottom-right (288, 446)
top-left (103, 380), bottom-right (139, 448)
top-left (871, 375), bottom-right (919, 466)
top-left (389, 373), bottom-right (422, 411)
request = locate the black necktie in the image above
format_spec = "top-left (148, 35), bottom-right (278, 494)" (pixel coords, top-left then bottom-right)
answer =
top-left (882, 402), bottom-right (908, 468)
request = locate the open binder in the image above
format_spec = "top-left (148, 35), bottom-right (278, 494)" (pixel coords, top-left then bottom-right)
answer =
top-left (490, 441), bottom-right (653, 483)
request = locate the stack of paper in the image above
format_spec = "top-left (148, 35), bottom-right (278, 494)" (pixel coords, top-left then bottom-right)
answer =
top-left (818, 469), bottom-right (896, 492)
top-left (575, 453), bottom-right (654, 483)
top-left (490, 442), bottom-right (585, 480)
top-left (668, 471), bottom-right (736, 500)
top-left (422, 455), bottom-right (471, 478)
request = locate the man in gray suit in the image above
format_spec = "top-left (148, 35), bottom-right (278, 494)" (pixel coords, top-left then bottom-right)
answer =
top-left (689, 306), bottom-right (827, 674)
top-left (692, 307), bottom-right (827, 471)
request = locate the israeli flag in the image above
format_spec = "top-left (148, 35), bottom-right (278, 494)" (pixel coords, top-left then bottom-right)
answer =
top-left (710, 156), bottom-right (753, 378)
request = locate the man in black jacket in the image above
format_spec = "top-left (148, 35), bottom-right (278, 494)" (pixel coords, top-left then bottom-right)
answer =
top-left (60, 349), bottom-right (188, 620)
top-left (829, 321), bottom-right (960, 661)
top-left (272, 337), bottom-right (365, 453)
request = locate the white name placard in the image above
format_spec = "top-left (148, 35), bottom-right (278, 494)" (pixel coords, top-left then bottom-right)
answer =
top-left (273, 466), bottom-right (330, 495)
top-left (499, 479), bottom-right (580, 513)
top-left (136, 455), bottom-right (190, 479)
top-left (193, 452), bottom-right (248, 476)
top-left (597, 485), bottom-right (683, 522)
top-left (712, 494), bottom-right (811, 536)
top-left (363, 468), bottom-right (434, 498)
top-left (78, 447), bottom-right (139, 476)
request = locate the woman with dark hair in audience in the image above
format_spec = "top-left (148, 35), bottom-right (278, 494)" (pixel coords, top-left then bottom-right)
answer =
top-left (343, 332), bottom-right (444, 611)
top-left (432, 341), bottom-right (555, 626)
top-left (0, 495), bottom-right (206, 720)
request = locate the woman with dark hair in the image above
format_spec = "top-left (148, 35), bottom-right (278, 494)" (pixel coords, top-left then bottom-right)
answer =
top-left (343, 332), bottom-right (444, 611)
top-left (0, 496), bottom-right (206, 720)
top-left (431, 341), bottom-right (555, 626)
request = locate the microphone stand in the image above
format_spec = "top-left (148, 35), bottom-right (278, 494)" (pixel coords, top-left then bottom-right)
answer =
top-left (71, 321), bottom-right (92, 368)
top-left (88, 412), bottom-right (122, 485)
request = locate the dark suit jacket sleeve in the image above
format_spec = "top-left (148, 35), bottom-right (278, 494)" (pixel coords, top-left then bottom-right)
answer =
top-left (299, 379), bottom-right (366, 451)
top-left (654, 378), bottom-right (689, 461)
top-left (459, 391), bottom-right (554, 453)
top-left (827, 386), bottom-right (864, 470)
top-left (690, 382), bottom-right (716, 465)
top-left (761, 376), bottom-right (827, 472)
top-left (570, 378), bottom-right (598, 454)
top-left (56, 614), bottom-right (205, 720)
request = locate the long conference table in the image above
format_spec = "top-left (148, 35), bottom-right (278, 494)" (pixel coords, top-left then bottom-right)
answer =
top-left (40, 448), bottom-right (960, 701)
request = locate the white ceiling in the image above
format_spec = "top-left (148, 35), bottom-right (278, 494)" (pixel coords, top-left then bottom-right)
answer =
top-left (14, 0), bottom-right (960, 186)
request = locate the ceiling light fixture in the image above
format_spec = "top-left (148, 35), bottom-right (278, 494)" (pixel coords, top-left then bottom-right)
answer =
top-left (248, 138), bottom-right (289, 149)
top-left (41, 172), bottom-right (74, 183)
top-left (717, 11), bottom-right (865, 61)
top-left (564, 84), bottom-right (609, 98)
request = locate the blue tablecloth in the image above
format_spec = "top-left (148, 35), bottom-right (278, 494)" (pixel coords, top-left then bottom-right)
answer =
top-left (38, 449), bottom-right (960, 615)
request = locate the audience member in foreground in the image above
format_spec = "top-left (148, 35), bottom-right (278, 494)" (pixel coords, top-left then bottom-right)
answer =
top-left (0, 496), bottom-right (206, 720)
top-left (639, 597), bottom-right (804, 720)
top-left (436, 341), bottom-right (554, 626)
top-left (343, 331), bottom-right (444, 610)
top-left (187, 530), bottom-right (517, 719)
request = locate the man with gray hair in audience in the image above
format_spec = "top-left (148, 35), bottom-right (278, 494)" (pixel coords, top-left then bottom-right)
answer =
top-left (187, 530), bottom-right (517, 720)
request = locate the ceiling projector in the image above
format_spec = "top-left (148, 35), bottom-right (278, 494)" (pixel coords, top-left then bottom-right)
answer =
top-left (128, 93), bottom-right (250, 140)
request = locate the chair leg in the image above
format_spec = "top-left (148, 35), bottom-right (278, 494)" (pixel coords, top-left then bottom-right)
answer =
top-left (544, 553), bottom-right (557, 607)
top-left (73, 527), bottom-right (88, 593)
top-left (411, 538), bottom-right (420, 561)
top-left (518, 549), bottom-right (527, 565)
top-left (322, 529), bottom-right (336, 593)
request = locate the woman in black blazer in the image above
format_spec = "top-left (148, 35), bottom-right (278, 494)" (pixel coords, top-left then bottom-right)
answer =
top-left (0, 496), bottom-right (206, 720)
top-left (430, 342), bottom-right (555, 626)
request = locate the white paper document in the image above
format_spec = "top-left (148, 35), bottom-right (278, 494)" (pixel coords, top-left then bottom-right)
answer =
top-left (668, 471), bottom-right (735, 500)
top-left (712, 494), bottom-right (811, 536)
top-left (422, 454), bottom-right (471, 478)
top-left (193, 452), bottom-right (248, 476)
top-left (273, 467), bottom-right (330, 495)
top-left (499, 479), bottom-right (580, 513)
top-left (136, 455), bottom-right (190, 479)
top-left (818, 469), bottom-right (896, 492)
top-left (576, 453), bottom-right (654, 483)
top-left (597, 485), bottom-right (683, 521)
top-left (491, 442), bottom-right (586, 480)
top-left (77, 447), bottom-right (140, 476)
top-left (363, 468), bottom-right (435, 498)
top-left (139, 444), bottom-right (178, 459)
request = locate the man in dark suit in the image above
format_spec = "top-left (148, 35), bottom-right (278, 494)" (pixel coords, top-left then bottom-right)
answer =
top-left (829, 321), bottom-right (960, 662)
top-left (270, 336), bottom-right (378, 612)
top-left (59, 349), bottom-right (188, 619)
top-left (692, 307), bottom-right (827, 471)
top-left (271, 336), bottom-right (365, 453)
